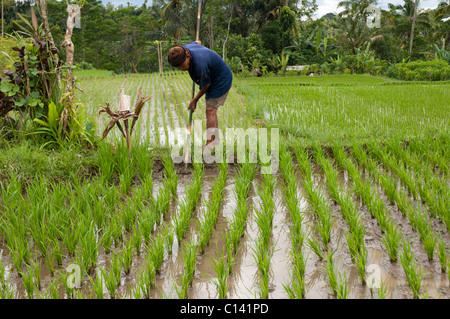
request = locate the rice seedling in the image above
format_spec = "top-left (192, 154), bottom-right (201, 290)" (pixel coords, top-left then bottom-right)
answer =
top-left (283, 249), bottom-right (307, 299)
top-left (103, 252), bottom-right (122, 299)
top-left (140, 207), bottom-right (157, 244)
top-left (224, 230), bottom-right (238, 274)
top-left (100, 225), bottom-right (113, 255)
top-left (161, 223), bottom-right (174, 255)
top-left (181, 242), bottom-right (198, 288)
top-left (251, 237), bottom-right (273, 299)
top-left (133, 144), bottom-right (154, 183)
top-left (110, 214), bottom-right (124, 247)
top-left (355, 246), bottom-right (368, 285)
top-left (139, 260), bottom-right (156, 299)
top-left (62, 219), bottom-right (82, 257)
top-left (377, 280), bottom-right (387, 299)
top-left (148, 233), bottom-right (166, 274)
top-left (325, 251), bottom-right (338, 296)
top-left (381, 221), bottom-right (403, 262)
top-left (7, 233), bottom-right (31, 275)
top-left (89, 270), bottom-right (105, 299)
top-left (162, 156), bottom-right (178, 197)
top-left (422, 231), bottom-right (436, 261)
top-left (98, 142), bottom-right (116, 183)
top-left (400, 240), bottom-right (423, 299)
top-left (78, 222), bottom-right (99, 276)
top-left (211, 249), bottom-right (228, 299)
top-left (437, 236), bottom-right (448, 273)
top-left (0, 273), bottom-right (15, 299)
top-left (336, 271), bottom-right (349, 299)
top-left (121, 240), bottom-right (134, 275)
top-left (21, 263), bottom-right (36, 299)
top-left (307, 235), bottom-right (323, 261)
top-left (59, 269), bottom-right (75, 299)
top-left (45, 277), bottom-right (60, 299)
top-left (130, 225), bottom-right (142, 256)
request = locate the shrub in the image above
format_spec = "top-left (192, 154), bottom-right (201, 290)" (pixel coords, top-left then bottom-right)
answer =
top-left (77, 61), bottom-right (94, 70)
top-left (386, 59), bottom-right (450, 81)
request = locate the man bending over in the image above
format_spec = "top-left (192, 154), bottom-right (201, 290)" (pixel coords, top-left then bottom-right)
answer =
top-left (168, 41), bottom-right (232, 152)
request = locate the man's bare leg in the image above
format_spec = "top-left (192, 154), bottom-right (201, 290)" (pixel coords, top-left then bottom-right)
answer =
top-left (203, 107), bottom-right (219, 152)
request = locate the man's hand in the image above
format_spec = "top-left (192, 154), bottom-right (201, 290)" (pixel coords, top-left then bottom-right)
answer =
top-left (196, 40), bottom-right (202, 45)
top-left (188, 99), bottom-right (197, 112)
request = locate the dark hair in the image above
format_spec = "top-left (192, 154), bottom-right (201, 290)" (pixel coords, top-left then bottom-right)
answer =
top-left (168, 45), bottom-right (188, 67)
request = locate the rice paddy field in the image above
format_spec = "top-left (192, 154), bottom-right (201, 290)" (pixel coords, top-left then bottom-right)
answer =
top-left (0, 72), bottom-right (449, 299)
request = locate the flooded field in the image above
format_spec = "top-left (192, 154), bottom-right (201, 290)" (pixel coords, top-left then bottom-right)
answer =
top-left (0, 73), bottom-right (448, 299)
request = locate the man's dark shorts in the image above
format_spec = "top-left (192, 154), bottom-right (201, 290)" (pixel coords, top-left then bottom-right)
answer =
top-left (205, 91), bottom-right (229, 109)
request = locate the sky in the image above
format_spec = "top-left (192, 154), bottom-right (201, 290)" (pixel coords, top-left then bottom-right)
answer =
top-left (313, 0), bottom-right (443, 18)
top-left (101, 0), bottom-right (444, 19)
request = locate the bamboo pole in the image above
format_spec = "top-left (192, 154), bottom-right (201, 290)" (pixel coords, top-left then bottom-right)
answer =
top-left (184, 0), bottom-right (202, 168)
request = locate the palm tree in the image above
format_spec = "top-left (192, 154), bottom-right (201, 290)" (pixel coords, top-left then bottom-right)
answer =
top-left (434, 1), bottom-right (450, 20)
top-left (409, 0), bottom-right (419, 58)
top-left (388, 0), bottom-right (431, 56)
top-left (332, 0), bottom-right (378, 54)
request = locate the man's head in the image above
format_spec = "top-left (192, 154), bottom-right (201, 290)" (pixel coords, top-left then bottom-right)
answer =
top-left (168, 45), bottom-right (190, 71)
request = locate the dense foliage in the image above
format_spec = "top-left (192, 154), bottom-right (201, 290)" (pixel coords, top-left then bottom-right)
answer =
top-left (0, 0), bottom-right (448, 76)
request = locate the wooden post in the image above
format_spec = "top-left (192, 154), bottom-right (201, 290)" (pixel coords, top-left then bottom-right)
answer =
top-left (184, 0), bottom-right (202, 168)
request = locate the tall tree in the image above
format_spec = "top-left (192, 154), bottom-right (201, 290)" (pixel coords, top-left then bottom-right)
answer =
top-left (409, 0), bottom-right (419, 57)
top-left (332, 0), bottom-right (378, 54)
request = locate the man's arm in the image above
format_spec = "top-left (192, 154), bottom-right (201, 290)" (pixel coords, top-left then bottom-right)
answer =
top-left (188, 83), bottom-right (211, 111)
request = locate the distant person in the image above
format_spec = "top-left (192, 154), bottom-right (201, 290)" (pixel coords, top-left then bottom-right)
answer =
top-left (168, 41), bottom-right (232, 152)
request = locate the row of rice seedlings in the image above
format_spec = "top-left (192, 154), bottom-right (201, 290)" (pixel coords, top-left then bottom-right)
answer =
top-left (313, 145), bottom-right (368, 285)
top-left (252, 172), bottom-right (276, 299)
top-left (168, 72), bottom-right (187, 127)
top-left (157, 74), bottom-right (169, 146)
top-left (385, 140), bottom-right (449, 218)
top-left (173, 163), bottom-right (204, 242)
top-left (386, 139), bottom-right (443, 181)
top-left (367, 141), bottom-right (449, 230)
top-left (151, 75), bottom-right (160, 145)
top-left (351, 143), bottom-right (443, 263)
top-left (332, 143), bottom-right (403, 262)
top-left (197, 162), bottom-right (228, 254)
top-left (161, 75), bottom-right (176, 130)
top-left (225, 162), bottom-right (257, 273)
top-left (399, 240), bottom-right (424, 299)
top-left (294, 145), bottom-right (332, 252)
top-left (404, 136), bottom-right (449, 177)
top-left (210, 162), bottom-right (256, 299)
top-left (279, 147), bottom-right (307, 298)
top-left (131, 223), bottom-right (172, 299)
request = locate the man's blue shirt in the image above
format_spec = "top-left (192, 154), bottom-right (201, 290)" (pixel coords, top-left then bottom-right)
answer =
top-left (183, 42), bottom-right (233, 99)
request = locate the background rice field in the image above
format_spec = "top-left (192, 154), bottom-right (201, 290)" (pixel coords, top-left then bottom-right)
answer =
top-left (0, 73), bottom-right (449, 299)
